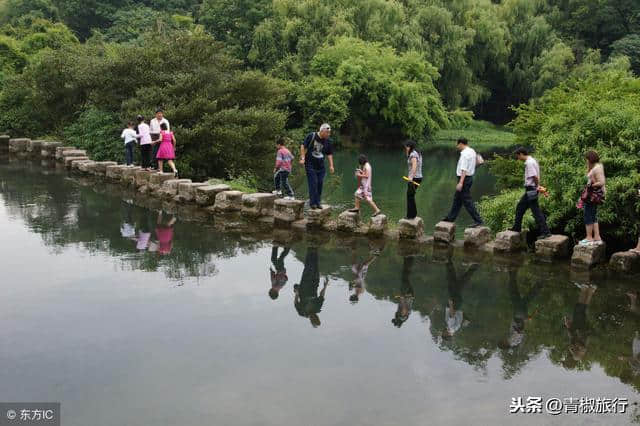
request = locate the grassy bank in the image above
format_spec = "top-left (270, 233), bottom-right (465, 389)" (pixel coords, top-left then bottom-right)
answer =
top-left (430, 120), bottom-right (517, 151)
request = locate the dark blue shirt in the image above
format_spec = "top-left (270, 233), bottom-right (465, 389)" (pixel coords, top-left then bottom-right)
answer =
top-left (303, 132), bottom-right (334, 170)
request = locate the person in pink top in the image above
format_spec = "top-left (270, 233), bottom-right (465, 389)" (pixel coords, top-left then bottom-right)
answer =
top-left (155, 122), bottom-right (178, 177)
top-left (272, 137), bottom-right (294, 199)
top-left (155, 211), bottom-right (176, 256)
top-left (349, 154), bottom-right (381, 217)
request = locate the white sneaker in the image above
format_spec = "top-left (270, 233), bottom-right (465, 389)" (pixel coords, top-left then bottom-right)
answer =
top-left (272, 190), bottom-right (282, 196)
top-left (284, 196), bottom-right (294, 200)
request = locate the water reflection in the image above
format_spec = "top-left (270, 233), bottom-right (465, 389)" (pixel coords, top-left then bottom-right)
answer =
top-left (564, 283), bottom-right (597, 368)
top-left (269, 245), bottom-right (290, 300)
top-left (294, 247), bottom-right (329, 327)
top-left (499, 269), bottom-right (543, 350)
top-left (392, 256), bottom-right (415, 328)
top-left (442, 261), bottom-right (478, 339)
top-left (349, 249), bottom-right (377, 304)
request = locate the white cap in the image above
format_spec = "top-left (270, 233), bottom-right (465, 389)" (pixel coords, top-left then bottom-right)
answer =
top-left (319, 123), bottom-right (331, 131)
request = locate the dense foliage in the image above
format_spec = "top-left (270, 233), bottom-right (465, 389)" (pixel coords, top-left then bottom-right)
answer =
top-left (479, 59), bottom-right (640, 244)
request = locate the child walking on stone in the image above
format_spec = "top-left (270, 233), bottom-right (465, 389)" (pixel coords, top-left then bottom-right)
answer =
top-left (273, 137), bottom-right (294, 199)
top-left (349, 154), bottom-right (381, 217)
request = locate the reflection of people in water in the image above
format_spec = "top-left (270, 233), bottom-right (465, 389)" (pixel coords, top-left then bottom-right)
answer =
top-left (618, 331), bottom-right (640, 376)
top-left (136, 209), bottom-right (153, 252)
top-left (155, 211), bottom-right (176, 256)
top-left (349, 251), bottom-right (378, 303)
top-left (294, 247), bottom-right (328, 327)
top-left (564, 283), bottom-right (597, 364)
top-left (392, 256), bottom-right (415, 328)
top-left (442, 261), bottom-right (479, 339)
top-left (626, 291), bottom-right (640, 315)
top-left (499, 269), bottom-right (543, 349)
top-left (120, 200), bottom-right (136, 240)
top-left (269, 246), bottom-right (290, 300)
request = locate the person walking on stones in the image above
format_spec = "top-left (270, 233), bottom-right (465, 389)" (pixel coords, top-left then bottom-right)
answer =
top-left (404, 140), bottom-right (423, 219)
top-left (299, 123), bottom-right (334, 209)
top-left (136, 115), bottom-right (152, 170)
top-left (510, 147), bottom-right (552, 240)
top-left (156, 122), bottom-right (178, 177)
top-left (121, 121), bottom-right (137, 166)
top-left (149, 108), bottom-right (170, 170)
top-left (349, 154), bottom-right (382, 217)
top-left (442, 138), bottom-right (483, 227)
top-left (273, 137), bottom-right (294, 199)
top-left (578, 150), bottom-right (606, 245)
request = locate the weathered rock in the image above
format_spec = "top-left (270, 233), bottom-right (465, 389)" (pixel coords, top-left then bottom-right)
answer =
top-left (195, 184), bottom-right (231, 206)
top-left (291, 219), bottom-right (308, 231)
top-left (176, 182), bottom-right (208, 203)
top-left (535, 234), bottom-right (571, 259)
top-left (64, 156), bottom-right (89, 168)
top-left (92, 161), bottom-right (117, 176)
top-left (77, 160), bottom-right (96, 173)
top-left (26, 140), bottom-right (45, 156)
top-left (571, 242), bottom-right (607, 269)
top-left (159, 179), bottom-right (191, 199)
top-left (398, 217), bottom-right (424, 240)
top-left (9, 138), bottom-right (30, 153)
top-left (121, 166), bottom-right (141, 186)
top-left (273, 198), bottom-right (305, 224)
top-left (148, 172), bottom-right (176, 192)
top-left (337, 210), bottom-right (360, 232)
top-left (434, 221), bottom-right (456, 244)
top-left (368, 214), bottom-right (388, 236)
top-left (493, 230), bottom-right (525, 253)
top-left (433, 243), bottom-right (454, 263)
top-left (306, 205), bottom-right (331, 228)
top-left (134, 169), bottom-right (153, 187)
top-left (106, 164), bottom-right (129, 180)
top-left (609, 251), bottom-right (640, 274)
top-left (70, 159), bottom-right (93, 171)
top-left (55, 146), bottom-right (76, 160)
top-left (40, 141), bottom-right (62, 158)
top-left (214, 190), bottom-right (244, 213)
top-left (61, 149), bottom-right (88, 160)
top-left (241, 193), bottom-right (277, 218)
top-left (464, 226), bottom-right (491, 248)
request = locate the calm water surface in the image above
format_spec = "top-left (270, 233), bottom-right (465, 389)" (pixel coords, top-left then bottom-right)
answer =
top-left (1, 157), bottom-right (640, 426)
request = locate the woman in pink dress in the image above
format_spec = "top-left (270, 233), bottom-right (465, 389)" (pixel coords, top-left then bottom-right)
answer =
top-left (155, 122), bottom-right (178, 177)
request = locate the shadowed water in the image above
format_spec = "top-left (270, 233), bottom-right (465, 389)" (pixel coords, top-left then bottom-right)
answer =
top-left (1, 157), bottom-right (639, 426)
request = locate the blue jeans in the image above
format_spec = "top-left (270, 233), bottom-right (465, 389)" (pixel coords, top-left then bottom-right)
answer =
top-left (306, 167), bottom-right (326, 207)
top-left (274, 170), bottom-right (294, 197)
top-left (584, 201), bottom-right (597, 225)
top-left (124, 141), bottom-right (135, 165)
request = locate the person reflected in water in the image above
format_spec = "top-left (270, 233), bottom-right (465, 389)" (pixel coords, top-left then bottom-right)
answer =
top-left (136, 209), bottom-right (154, 252)
top-left (120, 200), bottom-right (136, 241)
top-left (349, 249), bottom-right (378, 304)
top-left (154, 210), bottom-right (176, 256)
top-left (499, 269), bottom-right (543, 350)
top-left (392, 256), bottom-right (415, 328)
top-left (563, 282), bottom-right (597, 366)
top-left (442, 260), bottom-right (479, 339)
top-left (618, 331), bottom-right (640, 376)
top-left (294, 247), bottom-right (329, 327)
top-left (269, 245), bottom-right (290, 300)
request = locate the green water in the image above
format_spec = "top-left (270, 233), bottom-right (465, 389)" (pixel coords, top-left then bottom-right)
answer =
top-left (290, 148), bottom-right (496, 234)
top-left (1, 157), bottom-right (640, 426)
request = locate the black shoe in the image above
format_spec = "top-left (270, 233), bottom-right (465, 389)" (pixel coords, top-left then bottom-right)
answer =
top-left (509, 227), bottom-right (520, 233)
top-left (537, 233), bottom-right (552, 241)
top-left (348, 208), bottom-right (360, 213)
top-left (469, 222), bottom-right (484, 228)
top-left (311, 205), bottom-right (320, 210)
top-left (441, 217), bottom-right (451, 222)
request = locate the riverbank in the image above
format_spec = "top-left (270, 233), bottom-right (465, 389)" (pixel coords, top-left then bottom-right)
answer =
top-left (3, 134), bottom-right (640, 275)
top-left (431, 120), bottom-right (517, 151)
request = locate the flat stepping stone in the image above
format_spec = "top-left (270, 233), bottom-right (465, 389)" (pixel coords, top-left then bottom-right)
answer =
top-left (434, 221), bottom-right (456, 244)
top-left (571, 241), bottom-right (607, 269)
top-left (241, 193), bottom-right (277, 217)
top-left (398, 217), bottom-right (424, 240)
top-left (195, 184), bottom-right (231, 206)
top-left (535, 234), bottom-right (571, 259)
top-left (464, 226), bottom-right (491, 248)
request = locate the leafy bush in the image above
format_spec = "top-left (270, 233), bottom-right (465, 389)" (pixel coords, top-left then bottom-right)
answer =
top-left (63, 107), bottom-right (122, 162)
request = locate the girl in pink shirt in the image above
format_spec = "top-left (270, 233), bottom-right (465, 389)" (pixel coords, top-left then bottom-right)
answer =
top-left (155, 122), bottom-right (178, 177)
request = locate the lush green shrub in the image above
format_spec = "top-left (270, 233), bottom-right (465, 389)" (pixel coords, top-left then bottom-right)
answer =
top-left (63, 107), bottom-right (122, 162)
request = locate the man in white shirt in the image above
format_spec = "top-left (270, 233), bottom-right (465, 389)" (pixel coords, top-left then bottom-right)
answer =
top-left (149, 108), bottom-right (170, 169)
top-left (443, 138), bottom-right (483, 227)
top-left (136, 115), bottom-right (152, 169)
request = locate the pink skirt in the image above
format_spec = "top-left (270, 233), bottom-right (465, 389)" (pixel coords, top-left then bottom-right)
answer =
top-left (156, 141), bottom-right (175, 160)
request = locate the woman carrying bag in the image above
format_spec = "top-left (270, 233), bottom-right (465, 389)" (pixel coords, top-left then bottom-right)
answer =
top-left (578, 151), bottom-right (606, 245)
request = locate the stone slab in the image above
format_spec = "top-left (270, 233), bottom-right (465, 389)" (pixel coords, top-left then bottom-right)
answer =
top-left (55, 146), bottom-right (76, 160)
top-left (0, 135), bottom-right (9, 151)
top-left (195, 184), bottom-right (231, 206)
top-left (571, 242), bottom-right (607, 269)
top-left (493, 230), bottom-right (525, 253)
top-left (241, 193), bottom-right (277, 218)
top-left (368, 214), bottom-right (388, 236)
top-left (148, 172), bottom-right (176, 192)
top-left (535, 234), bottom-right (571, 259)
top-left (70, 159), bottom-right (93, 170)
top-left (61, 149), bottom-right (88, 159)
top-left (609, 251), bottom-right (640, 274)
top-left (121, 166), bottom-right (142, 186)
top-left (434, 221), bottom-right (456, 244)
top-left (273, 198), bottom-right (305, 224)
top-left (106, 164), bottom-right (129, 180)
top-left (306, 205), bottom-right (331, 228)
top-left (464, 226), bottom-right (491, 248)
top-left (26, 139), bottom-right (44, 155)
top-left (337, 210), bottom-right (360, 232)
top-left (9, 138), bottom-right (30, 153)
top-left (92, 161), bottom-right (118, 176)
top-left (77, 160), bottom-right (97, 173)
top-left (134, 169), bottom-right (153, 187)
top-left (176, 182), bottom-right (208, 203)
top-left (214, 190), bottom-right (244, 213)
top-left (158, 179), bottom-right (191, 199)
top-left (398, 217), bottom-right (424, 240)
top-left (40, 141), bottom-right (63, 158)
top-left (64, 156), bottom-right (89, 168)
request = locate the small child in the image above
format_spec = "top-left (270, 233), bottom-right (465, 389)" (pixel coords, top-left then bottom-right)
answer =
top-left (121, 121), bottom-right (137, 166)
top-left (349, 154), bottom-right (381, 216)
top-left (273, 137), bottom-right (294, 199)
